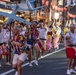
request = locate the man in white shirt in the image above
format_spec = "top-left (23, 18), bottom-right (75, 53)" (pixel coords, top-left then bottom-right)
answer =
top-left (37, 22), bottom-right (48, 54)
top-left (65, 24), bottom-right (76, 75)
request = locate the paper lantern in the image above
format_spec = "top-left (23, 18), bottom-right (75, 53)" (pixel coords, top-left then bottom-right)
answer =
top-left (42, 0), bottom-right (45, 5)
top-left (46, 0), bottom-right (49, 6)
top-left (55, 6), bottom-right (58, 10)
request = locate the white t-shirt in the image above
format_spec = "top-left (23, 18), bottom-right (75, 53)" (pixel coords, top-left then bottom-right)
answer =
top-left (65, 31), bottom-right (76, 44)
top-left (37, 28), bottom-right (48, 39)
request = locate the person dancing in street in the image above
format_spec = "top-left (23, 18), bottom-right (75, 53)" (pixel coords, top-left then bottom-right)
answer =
top-left (65, 24), bottom-right (76, 75)
top-left (11, 26), bottom-right (27, 75)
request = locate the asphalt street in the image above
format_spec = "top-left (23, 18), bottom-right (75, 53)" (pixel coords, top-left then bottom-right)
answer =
top-left (0, 45), bottom-right (75, 75)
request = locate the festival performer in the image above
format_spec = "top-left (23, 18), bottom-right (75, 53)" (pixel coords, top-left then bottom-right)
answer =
top-left (1, 26), bottom-right (11, 65)
top-left (31, 22), bottom-right (40, 66)
top-left (46, 26), bottom-right (53, 52)
top-left (53, 22), bottom-right (61, 50)
top-left (2, 43), bottom-right (10, 65)
top-left (72, 27), bottom-right (76, 71)
top-left (65, 24), bottom-right (76, 75)
top-left (25, 25), bottom-right (33, 67)
top-left (37, 22), bottom-right (48, 54)
top-left (11, 26), bottom-right (27, 75)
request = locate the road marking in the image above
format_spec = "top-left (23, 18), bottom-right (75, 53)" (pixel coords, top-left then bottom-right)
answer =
top-left (0, 48), bottom-right (65, 75)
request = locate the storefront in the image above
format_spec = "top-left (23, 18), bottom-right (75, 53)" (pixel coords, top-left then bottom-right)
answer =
top-left (0, 0), bottom-right (50, 23)
top-left (36, 0), bottom-right (49, 22)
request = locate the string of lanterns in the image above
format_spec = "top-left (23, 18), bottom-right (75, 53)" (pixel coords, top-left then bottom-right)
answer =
top-left (51, 1), bottom-right (67, 12)
top-left (51, 1), bottom-right (76, 18)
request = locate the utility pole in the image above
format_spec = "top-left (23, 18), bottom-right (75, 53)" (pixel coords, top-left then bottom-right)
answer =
top-left (34, 0), bottom-right (37, 21)
top-left (63, 0), bottom-right (65, 26)
top-left (48, 0), bottom-right (52, 21)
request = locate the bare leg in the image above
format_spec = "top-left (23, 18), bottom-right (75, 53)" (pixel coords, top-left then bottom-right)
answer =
top-left (34, 45), bottom-right (40, 60)
top-left (67, 58), bottom-right (72, 70)
top-left (17, 60), bottom-right (23, 75)
top-left (28, 49), bottom-right (32, 63)
top-left (8, 50), bottom-right (11, 63)
top-left (12, 64), bottom-right (18, 72)
top-left (72, 56), bottom-right (76, 69)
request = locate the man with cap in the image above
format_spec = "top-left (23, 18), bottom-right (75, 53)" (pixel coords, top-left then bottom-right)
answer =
top-left (65, 24), bottom-right (76, 74)
top-left (11, 26), bottom-right (27, 75)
